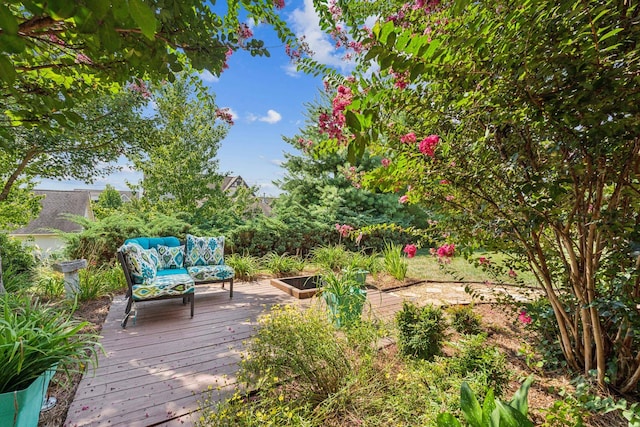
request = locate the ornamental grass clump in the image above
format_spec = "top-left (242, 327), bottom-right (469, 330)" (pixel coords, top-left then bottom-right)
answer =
top-left (262, 252), bottom-right (305, 277)
top-left (383, 242), bottom-right (408, 281)
top-left (226, 252), bottom-right (262, 281)
top-left (311, 244), bottom-right (350, 271)
top-left (0, 294), bottom-right (100, 393)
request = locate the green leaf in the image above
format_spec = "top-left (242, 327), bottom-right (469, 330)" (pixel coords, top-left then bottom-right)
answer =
top-left (128, 0), bottom-right (157, 40)
top-left (345, 110), bottom-right (361, 132)
top-left (86, 0), bottom-right (111, 19)
top-left (0, 34), bottom-right (25, 53)
top-left (508, 375), bottom-right (534, 416)
top-left (47, 0), bottom-right (77, 19)
top-left (460, 382), bottom-right (483, 427)
top-left (0, 4), bottom-right (18, 34)
top-left (98, 25), bottom-right (122, 52)
top-left (495, 400), bottom-right (534, 427)
top-left (436, 412), bottom-right (462, 427)
top-left (0, 54), bottom-right (16, 84)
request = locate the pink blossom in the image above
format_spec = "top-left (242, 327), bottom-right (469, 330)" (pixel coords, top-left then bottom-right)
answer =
top-left (215, 108), bottom-right (234, 126)
top-left (518, 310), bottom-right (532, 324)
top-left (400, 132), bottom-right (417, 144)
top-left (238, 23), bottom-right (253, 42)
top-left (445, 195), bottom-right (455, 201)
top-left (419, 134), bottom-right (439, 157)
top-left (403, 244), bottom-right (417, 258)
top-left (273, 0), bottom-right (285, 9)
top-left (508, 269), bottom-right (517, 278)
top-left (478, 256), bottom-right (490, 265)
top-left (335, 223), bottom-right (354, 238)
top-left (436, 243), bottom-right (455, 260)
top-left (381, 158), bottom-right (391, 168)
top-left (439, 179), bottom-right (450, 185)
top-left (399, 195), bottom-right (409, 204)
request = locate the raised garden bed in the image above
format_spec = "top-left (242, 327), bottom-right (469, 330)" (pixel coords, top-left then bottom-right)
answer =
top-left (270, 275), bottom-right (322, 299)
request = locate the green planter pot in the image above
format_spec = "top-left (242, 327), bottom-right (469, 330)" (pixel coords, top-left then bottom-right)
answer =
top-left (322, 287), bottom-right (367, 328)
top-left (0, 366), bottom-right (56, 427)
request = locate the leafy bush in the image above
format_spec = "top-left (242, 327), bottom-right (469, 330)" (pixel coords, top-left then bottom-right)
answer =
top-left (383, 242), bottom-right (408, 280)
top-left (0, 233), bottom-right (35, 286)
top-left (262, 252), bottom-right (305, 277)
top-left (437, 376), bottom-right (535, 427)
top-left (228, 214), bottom-right (333, 257)
top-left (0, 294), bottom-right (99, 393)
top-left (396, 301), bottom-right (447, 360)
top-left (63, 212), bottom-right (192, 265)
top-left (311, 244), bottom-right (350, 271)
top-left (447, 304), bottom-right (483, 335)
top-left (448, 334), bottom-right (510, 397)
top-left (226, 253), bottom-right (262, 281)
top-left (239, 305), bottom-right (353, 404)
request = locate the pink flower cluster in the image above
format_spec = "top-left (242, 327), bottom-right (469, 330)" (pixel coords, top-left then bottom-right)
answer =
top-left (518, 310), bottom-right (532, 324)
top-left (430, 243), bottom-right (455, 263)
top-left (343, 165), bottom-right (363, 188)
top-left (478, 256), bottom-right (490, 265)
top-left (215, 108), bottom-right (234, 126)
top-left (419, 135), bottom-right (439, 157)
top-left (238, 23), bottom-right (253, 42)
top-left (403, 244), bottom-right (417, 258)
top-left (399, 195), bottom-right (409, 204)
top-left (335, 223), bottom-right (354, 238)
top-left (400, 132), bottom-right (417, 144)
top-left (128, 79), bottom-right (151, 99)
top-left (319, 85), bottom-right (353, 143)
top-left (297, 137), bottom-right (313, 150)
top-left (381, 158), bottom-right (391, 168)
top-left (273, 0), bottom-right (285, 9)
top-left (223, 48), bottom-right (233, 70)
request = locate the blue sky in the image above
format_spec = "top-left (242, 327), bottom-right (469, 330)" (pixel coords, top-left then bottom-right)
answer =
top-left (37, 0), bottom-right (353, 197)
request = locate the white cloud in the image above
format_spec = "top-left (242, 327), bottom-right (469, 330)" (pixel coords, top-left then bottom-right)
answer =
top-left (269, 158), bottom-right (283, 166)
top-left (247, 110), bottom-right (282, 124)
top-left (259, 110), bottom-right (282, 124)
top-left (289, 0), bottom-right (355, 74)
top-left (199, 69), bottom-right (219, 83)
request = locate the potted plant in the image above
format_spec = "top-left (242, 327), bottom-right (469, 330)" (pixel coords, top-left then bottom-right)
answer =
top-left (0, 294), bottom-right (99, 427)
top-left (319, 270), bottom-right (367, 328)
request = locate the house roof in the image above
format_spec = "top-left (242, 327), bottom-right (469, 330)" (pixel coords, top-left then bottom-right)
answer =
top-left (11, 190), bottom-right (93, 235)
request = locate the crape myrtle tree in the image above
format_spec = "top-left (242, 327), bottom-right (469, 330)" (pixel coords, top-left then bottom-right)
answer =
top-left (129, 72), bottom-right (231, 225)
top-left (308, 0), bottom-right (640, 392)
top-left (278, 96), bottom-right (429, 230)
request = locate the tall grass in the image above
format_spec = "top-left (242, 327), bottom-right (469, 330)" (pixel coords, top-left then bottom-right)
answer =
top-left (262, 252), bottom-right (305, 277)
top-left (311, 244), bottom-right (350, 271)
top-left (383, 242), bottom-right (408, 280)
top-left (226, 253), bottom-right (262, 281)
top-left (77, 265), bottom-right (126, 300)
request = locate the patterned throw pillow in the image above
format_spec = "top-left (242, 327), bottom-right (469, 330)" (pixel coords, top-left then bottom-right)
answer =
top-left (120, 243), bottom-right (158, 284)
top-left (185, 234), bottom-right (225, 267)
top-left (157, 245), bottom-right (185, 270)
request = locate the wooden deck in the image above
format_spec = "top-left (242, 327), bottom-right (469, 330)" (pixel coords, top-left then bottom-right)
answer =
top-left (64, 280), bottom-right (405, 427)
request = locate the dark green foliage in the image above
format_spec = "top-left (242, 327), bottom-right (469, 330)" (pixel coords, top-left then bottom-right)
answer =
top-left (449, 334), bottom-right (510, 397)
top-left (396, 301), bottom-right (447, 361)
top-left (447, 304), bottom-right (483, 335)
top-left (62, 212), bottom-right (192, 265)
top-left (227, 212), bottom-right (333, 257)
top-left (0, 232), bottom-right (35, 275)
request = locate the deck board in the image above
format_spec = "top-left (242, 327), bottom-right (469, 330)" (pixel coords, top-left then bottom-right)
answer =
top-left (64, 280), bottom-right (405, 427)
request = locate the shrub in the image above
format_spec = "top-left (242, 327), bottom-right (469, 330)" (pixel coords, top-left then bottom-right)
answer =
top-left (447, 304), bottom-right (482, 335)
top-left (396, 301), bottom-right (447, 360)
top-left (262, 252), bottom-right (305, 277)
top-left (383, 242), bottom-right (408, 280)
top-left (0, 294), bottom-right (100, 393)
top-left (449, 334), bottom-right (510, 397)
top-left (226, 253), bottom-right (262, 281)
top-left (0, 234), bottom-right (35, 274)
top-left (239, 305), bottom-right (352, 404)
top-left (311, 244), bottom-right (350, 271)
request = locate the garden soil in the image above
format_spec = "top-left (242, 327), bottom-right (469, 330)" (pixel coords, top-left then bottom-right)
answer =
top-left (39, 282), bottom-right (626, 426)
